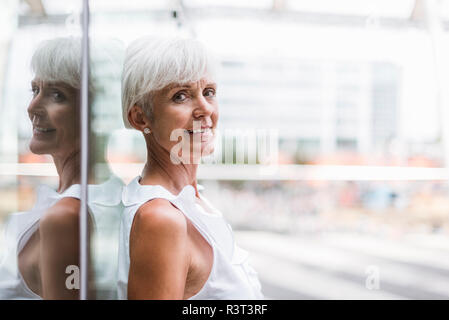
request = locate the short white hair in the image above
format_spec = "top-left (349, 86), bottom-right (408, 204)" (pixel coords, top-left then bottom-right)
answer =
top-left (31, 37), bottom-right (83, 90)
top-left (121, 36), bottom-right (217, 129)
top-left (31, 37), bottom-right (124, 106)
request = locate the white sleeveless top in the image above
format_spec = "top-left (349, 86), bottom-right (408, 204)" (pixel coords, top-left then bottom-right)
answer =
top-left (118, 176), bottom-right (264, 300)
top-left (0, 176), bottom-right (123, 300)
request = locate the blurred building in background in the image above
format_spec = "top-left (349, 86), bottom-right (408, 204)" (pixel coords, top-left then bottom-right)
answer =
top-left (2, 0), bottom-right (448, 168)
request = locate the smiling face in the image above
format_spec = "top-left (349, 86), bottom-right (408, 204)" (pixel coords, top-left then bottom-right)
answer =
top-left (130, 75), bottom-right (219, 164)
top-left (27, 78), bottom-right (80, 158)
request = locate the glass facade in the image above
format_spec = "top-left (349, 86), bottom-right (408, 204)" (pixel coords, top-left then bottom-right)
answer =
top-left (1, 0), bottom-right (449, 300)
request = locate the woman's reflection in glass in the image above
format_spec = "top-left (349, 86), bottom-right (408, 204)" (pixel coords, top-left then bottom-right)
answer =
top-left (0, 37), bottom-right (123, 300)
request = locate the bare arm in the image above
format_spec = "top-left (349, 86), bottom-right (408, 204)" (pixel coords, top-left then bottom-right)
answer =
top-left (127, 199), bottom-right (190, 300)
top-left (39, 197), bottom-right (81, 299)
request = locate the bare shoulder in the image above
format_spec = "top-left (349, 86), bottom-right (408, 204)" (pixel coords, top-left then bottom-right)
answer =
top-left (128, 198), bottom-right (191, 299)
top-left (131, 198), bottom-right (188, 239)
top-left (40, 197), bottom-right (80, 229)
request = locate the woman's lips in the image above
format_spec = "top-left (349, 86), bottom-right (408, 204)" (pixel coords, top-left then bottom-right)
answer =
top-left (184, 127), bottom-right (214, 142)
top-left (185, 127), bottom-right (212, 134)
top-left (33, 127), bottom-right (56, 137)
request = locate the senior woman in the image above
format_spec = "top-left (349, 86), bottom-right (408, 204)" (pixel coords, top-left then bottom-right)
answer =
top-left (118, 37), bottom-right (263, 300)
top-left (0, 37), bottom-right (123, 299)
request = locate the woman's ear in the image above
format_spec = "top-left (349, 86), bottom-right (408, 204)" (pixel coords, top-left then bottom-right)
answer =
top-left (128, 105), bottom-right (150, 132)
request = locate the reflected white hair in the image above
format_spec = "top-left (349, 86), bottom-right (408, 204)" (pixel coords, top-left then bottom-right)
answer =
top-left (121, 36), bottom-right (217, 129)
top-left (31, 37), bottom-right (82, 89)
top-left (31, 37), bottom-right (105, 98)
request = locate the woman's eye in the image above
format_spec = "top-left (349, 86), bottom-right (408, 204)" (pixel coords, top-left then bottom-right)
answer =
top-left (50, 90), bottom-right (65, 102)
top-left (173, 92), bottom-right (188, 102)
top-left (31, 87), bottom-right (39, 97)
top-left (204, 88), bottom-right (216, 98)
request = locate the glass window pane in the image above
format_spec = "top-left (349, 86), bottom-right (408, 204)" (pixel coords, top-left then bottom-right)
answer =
top-left (87, 28), bottom-right (125, 300)
top-left (0, 0), bottom-right (84, 299)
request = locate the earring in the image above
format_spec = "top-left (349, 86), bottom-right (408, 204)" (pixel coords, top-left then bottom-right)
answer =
top-left (143, 128), bottom-right (151, 134)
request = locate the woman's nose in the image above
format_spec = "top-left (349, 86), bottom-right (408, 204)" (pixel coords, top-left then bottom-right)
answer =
top-left (193, 95), bottom-right (214, 118)
top-left (27, 94), bottom-right (44, 119)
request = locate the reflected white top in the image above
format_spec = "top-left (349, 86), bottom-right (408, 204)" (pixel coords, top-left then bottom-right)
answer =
top-left (117, 176), bottom-right (264, 300)
top-left (0, 176), bottom-right (124, 300)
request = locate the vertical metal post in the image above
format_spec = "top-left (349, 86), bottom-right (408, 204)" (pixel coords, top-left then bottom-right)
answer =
top-left (80, 0), bottom-right (90, 300)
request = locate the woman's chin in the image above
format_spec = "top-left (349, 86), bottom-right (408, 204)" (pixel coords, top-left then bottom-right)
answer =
top-left (201, 145), bottom-right (215, 157)
top-left (29, 141), bottom-right (50, 155)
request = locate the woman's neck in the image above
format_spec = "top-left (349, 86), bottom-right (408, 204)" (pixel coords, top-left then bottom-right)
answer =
top-left (52, 150), bottom-right (81, 193)
top-left (140, 146), bottom-right (199, 197)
